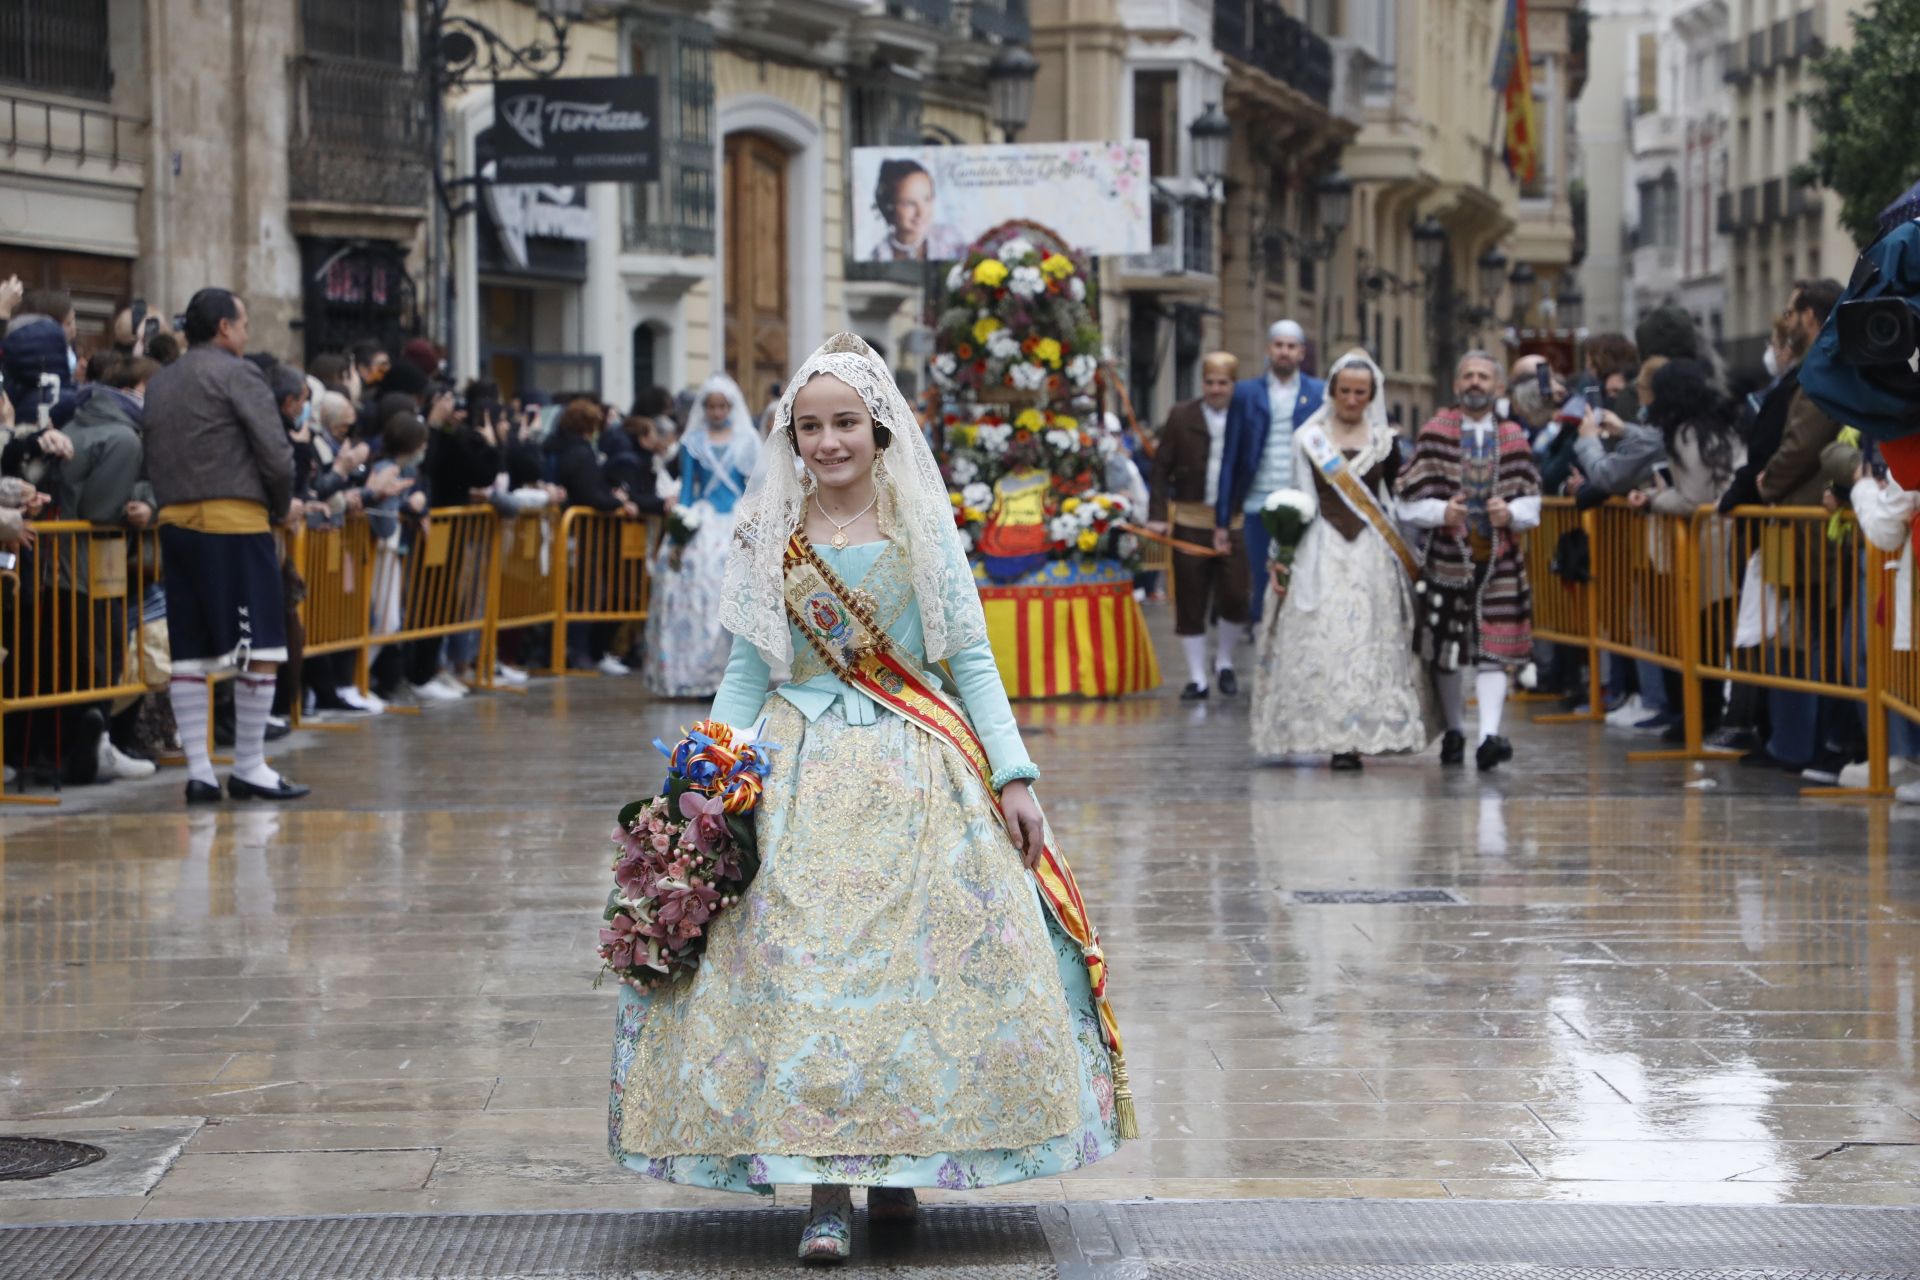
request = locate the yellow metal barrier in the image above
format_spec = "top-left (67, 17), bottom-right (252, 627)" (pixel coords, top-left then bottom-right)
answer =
top-left (1698, 505), bottom-right (1879, 795)
top-left (0, 521), bottom-right (153, 805)
top-left (550, 507), bottom-right (652, 673)
top-left (287, 517), bottom-right (375, 728)
top-left (1525, 497), bottom-right (1604, 722)
top-left (483, 508), bottom-right (562, 684)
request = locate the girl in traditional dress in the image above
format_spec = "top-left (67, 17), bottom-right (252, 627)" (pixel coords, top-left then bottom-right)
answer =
top-left (643, 374), bottom-right (761, 697)
top-left (609, 335), bottom-right (1129, 1263)
top-left (1249, 350), bottom-right (1439, 768)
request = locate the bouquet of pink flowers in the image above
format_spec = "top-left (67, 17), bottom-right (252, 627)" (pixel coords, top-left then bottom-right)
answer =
top-left (596, 720), bottom-right (775, 991)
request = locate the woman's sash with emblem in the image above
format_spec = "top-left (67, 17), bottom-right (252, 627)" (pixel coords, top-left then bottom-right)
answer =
top-left (780, 533), bottom-right (1138, 1139)
top-left (1297, 423), bottom-right (1422, 584)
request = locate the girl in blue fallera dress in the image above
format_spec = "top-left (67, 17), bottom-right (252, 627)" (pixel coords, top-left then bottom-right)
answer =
top-left (643, 374), bottom-right (761, 697)
top-left (609, 335), bottom-right (1127, 1263)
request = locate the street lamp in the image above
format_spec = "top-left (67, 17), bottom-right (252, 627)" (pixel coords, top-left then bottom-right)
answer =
top-left (1475, 248), bottom-right (1508, 303)
top-left (1315, 170), bottom-right (1353, 243)
top-left (988, 47), bottom-right (1039, 143)
top-left (1557, 281), bottom-right (1584, 331)
top-left (1189, 102), bottom-right (1230, 196)
top-left (1508, 262), bottom-right (1538, 319)
top-left (1412, 216), bottom-right (1447, 275)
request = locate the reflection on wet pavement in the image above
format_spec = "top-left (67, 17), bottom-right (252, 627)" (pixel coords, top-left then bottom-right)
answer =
top-left (3, 634), bottom-right (1919, 1221)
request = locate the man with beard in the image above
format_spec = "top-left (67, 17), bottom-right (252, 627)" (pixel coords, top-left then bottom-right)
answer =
top-left (1396, 351), bottom-right (1542, 771)
top-left (1214, 320), bottom-right (1326, 623)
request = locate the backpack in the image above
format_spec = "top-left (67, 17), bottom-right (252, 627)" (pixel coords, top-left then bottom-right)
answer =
top-left (1799, 219), bottom-right (1920, 443)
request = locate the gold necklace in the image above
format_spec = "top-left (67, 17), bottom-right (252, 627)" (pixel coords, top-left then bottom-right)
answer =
top-left (814, 492), bottom-right (878, 550)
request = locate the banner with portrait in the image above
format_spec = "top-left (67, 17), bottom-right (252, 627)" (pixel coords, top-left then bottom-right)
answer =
top-left (849, 141), bottom-right (1152, 263)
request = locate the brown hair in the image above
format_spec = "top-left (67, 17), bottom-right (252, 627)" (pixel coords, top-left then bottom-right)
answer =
top-left (1584, 332), bottom-right (1639, 381)
top-left (556, 397), bottom-right (603, 438)
top-left (20, 288), bottom-right (73, 321)
top-left (104, 356), bottom-right (158, 390)
top-left (381, 413), bottom-right (429, 458)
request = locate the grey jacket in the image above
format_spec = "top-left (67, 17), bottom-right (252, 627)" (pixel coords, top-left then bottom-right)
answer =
top-left (58, 385), bottom-right (153, 523)
top-left (143, 344), bottom-right (294, 521)
top-left (1573, 422), bottom-right (1667, 496)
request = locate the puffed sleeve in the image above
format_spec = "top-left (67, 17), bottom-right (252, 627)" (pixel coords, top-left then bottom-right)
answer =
top-left (708, 632), bottom-right (774, 730)
top-left (946, 639), bottom-right (1038, 790)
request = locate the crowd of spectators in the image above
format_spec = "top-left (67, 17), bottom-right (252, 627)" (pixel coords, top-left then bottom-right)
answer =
top-left (1514, 278), bottom-right (1914, 795)
top-left (0, 274), bottom-right (688, 794)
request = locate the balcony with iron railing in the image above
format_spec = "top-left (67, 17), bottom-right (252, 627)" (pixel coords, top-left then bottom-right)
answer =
top-left (1122, 192), bottom-right (1216, 279)
top-left (968, 0), bottom-right (1029, 43)
top-left (0, 87), bottom-right (146, 187)
top-left (288, 53), bottom-right (428, 211)
top-left (1213, 0), bottom-right (1334, 107)
top-left (1793, 7), bottom-right (1824, 58)
top-left (1769, 17), bottom-right (1790, 64)
top-left (1721, 40), bottom-right (1747, 84)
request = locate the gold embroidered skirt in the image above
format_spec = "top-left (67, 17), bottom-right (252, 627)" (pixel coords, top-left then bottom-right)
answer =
top-left (608, 697), bottom-right (1120, 1193)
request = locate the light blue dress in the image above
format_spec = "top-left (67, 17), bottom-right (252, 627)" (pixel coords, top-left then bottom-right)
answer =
top-left (610, 537), bottom-right (1120, 1193)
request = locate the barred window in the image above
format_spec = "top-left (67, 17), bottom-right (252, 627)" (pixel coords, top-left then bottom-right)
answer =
top-left (0, 0), bottom-right (112, 99)
top-left (626, 16), bottom-right (716, 258)
top-left (303, 0), bottom-right (405, 65)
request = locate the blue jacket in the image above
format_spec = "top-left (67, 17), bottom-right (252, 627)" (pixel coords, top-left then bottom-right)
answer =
top-left (1, 314), bottom-right (77, 428)
top-left (1214, 371), bottom-right (1326, 526)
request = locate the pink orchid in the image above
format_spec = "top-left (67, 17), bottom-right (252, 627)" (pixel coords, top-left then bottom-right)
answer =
top-left (598, 912), bottom-right (642, 969)
top-left (679, 790), bottom-right (729, 853)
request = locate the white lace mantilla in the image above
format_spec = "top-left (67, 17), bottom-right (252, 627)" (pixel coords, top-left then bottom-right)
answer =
top-left (720, 333), bottom-right (987, 667)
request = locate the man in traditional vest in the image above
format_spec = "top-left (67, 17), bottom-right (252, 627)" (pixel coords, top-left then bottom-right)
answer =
top-left (1214, 319), bottom-right (1326, 623)
top-left (1148, 351), bottom-right (1249, 698)
top-left (1397, 351), bottom-right (1542, 772)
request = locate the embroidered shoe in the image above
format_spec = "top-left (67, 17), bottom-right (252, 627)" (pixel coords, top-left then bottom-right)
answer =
top-left (799, 1199), bottom-right (852, 1263)
top-left (868, 1186), bottom-right (918, 1224)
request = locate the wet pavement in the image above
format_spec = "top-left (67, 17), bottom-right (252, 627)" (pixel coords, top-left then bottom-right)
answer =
top-left (4, 611), bottom-right (1920, 1224)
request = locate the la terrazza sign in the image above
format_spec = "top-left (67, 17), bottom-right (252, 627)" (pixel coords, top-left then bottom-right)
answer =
top-left (492, 76), bottom-right (661, 184)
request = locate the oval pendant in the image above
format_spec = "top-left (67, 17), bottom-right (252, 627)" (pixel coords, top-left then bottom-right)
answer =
top-left (832, 531), bottom-right (849, 549)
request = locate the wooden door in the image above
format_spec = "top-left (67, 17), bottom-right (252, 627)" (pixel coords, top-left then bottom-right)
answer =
top-left (724, 132), bottom-right (789, 393)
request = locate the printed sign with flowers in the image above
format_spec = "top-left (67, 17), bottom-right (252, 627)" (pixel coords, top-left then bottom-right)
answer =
top-left (931, 222), bottom-right (1102, 406)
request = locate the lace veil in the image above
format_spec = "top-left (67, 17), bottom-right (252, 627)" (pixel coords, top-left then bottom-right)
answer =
top-left (681, 373), bottom-right (763, 497)
top-left (718, 333), bottom-right (988, 666)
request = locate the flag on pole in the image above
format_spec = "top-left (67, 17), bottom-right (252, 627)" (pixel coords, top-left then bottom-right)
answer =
top-left (1493, 0), bottom-right (1540, 185)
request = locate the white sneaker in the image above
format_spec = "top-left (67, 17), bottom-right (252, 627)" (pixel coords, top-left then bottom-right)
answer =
top-left (97, 738), bottom-right (157, 781)
top-left (495, 662), bottom-right (530, 686)
top-left (427, 673), bottom-right (470, 699)
top-left (1896, 779), bottom-right (1920, 804)
top-left (1838, 758), bottom-right (1914, 789)
top-left (337, 686), bottom-right (386, 714)
top-left (596, 654), bottom-right (632, 677)
top-left (1603, 695), bottom-right (1645, 727)
top-left (410, 679), bottom-right (463, 704)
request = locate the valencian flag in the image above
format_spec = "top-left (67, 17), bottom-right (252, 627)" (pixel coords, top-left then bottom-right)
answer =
top-left (1492, 0), bottom-right (1540, 185)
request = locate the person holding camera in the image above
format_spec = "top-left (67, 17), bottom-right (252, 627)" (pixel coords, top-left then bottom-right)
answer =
top-left (142, 287), bottom-right (307, 803)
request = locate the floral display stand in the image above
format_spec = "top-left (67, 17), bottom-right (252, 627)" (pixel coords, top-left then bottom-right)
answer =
top-left (933, 222), bottom-right (1160, 700)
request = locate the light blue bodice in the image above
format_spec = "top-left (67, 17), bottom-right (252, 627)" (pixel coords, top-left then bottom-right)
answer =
top-left (681, 453), bottom-right (749, 515)
top-left (708, 539), bottom-right (1039, 788)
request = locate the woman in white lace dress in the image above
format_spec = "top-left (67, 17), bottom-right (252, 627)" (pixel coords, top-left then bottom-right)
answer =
top-left (642, 374), bottom-right (761, 697)
top-left (1250, 350), bottom-right (1439, 768)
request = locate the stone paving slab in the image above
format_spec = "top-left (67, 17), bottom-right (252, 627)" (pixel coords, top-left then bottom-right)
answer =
top-left (3, 1199), bottom-right (1918, 1280)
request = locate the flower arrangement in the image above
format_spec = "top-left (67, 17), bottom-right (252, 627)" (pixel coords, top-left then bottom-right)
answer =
top-left (596, 721), bottom-right (776, 992)
top-left (943, 408), bottom-right (1140, 568)
top-left (664, 504), bottom-right (703, 569)
top-left (931, 226), bottom-right (1102, 405)
top-left (1260, 488), bottom-right (1316, 602)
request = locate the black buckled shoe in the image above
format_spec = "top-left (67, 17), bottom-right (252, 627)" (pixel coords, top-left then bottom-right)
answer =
top-left (1476, 735), bottom-right (1513, 772)
top-left (1440, 730), bottom-right (1465, 766)
top-left (1215, 669), bottom-right (1239, 697)
top-left (1330, 752), bottom-right (1363, 772)
top-left (228, 774), bottom-right (311, 802)
top-left (1179, 682), bottom-right (1210, 701)
top-left (185, 779), bottom-right (223, 805)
